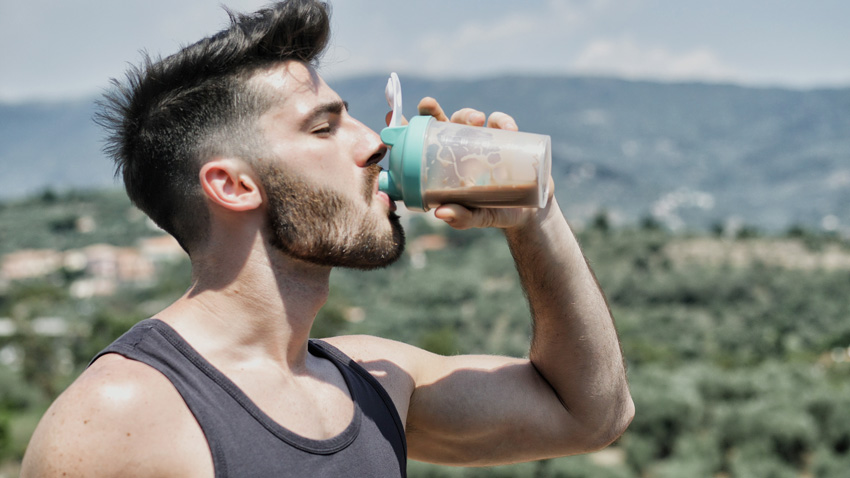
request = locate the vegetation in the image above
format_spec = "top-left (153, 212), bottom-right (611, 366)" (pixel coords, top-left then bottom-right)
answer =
top-left (2, 189), bottom-right (850, 477)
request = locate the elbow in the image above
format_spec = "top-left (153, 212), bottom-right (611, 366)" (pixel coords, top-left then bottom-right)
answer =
top-left (537, 393), bottom-right (636, 459)
top-left (580, 393), bottom-right (635, 453)
top-left (551, 389), bottom-right (634, 456)
top-left (604, 395), bottom-right (635, 449)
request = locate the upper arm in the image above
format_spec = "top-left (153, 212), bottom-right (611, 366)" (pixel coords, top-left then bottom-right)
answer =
top-left (404, 352), bottom-right (588, 465)
top-left (327, 336), bottom-right (586, 466)
top-left (21, 355), bottom-right (210, 478)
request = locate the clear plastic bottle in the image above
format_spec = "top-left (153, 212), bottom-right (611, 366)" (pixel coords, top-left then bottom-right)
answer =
top-left (379, 115), bottom-right (551, 212)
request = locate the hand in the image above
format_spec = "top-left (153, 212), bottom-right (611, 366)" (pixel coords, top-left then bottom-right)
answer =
top-left (415, 97), bottom-right (554, 231)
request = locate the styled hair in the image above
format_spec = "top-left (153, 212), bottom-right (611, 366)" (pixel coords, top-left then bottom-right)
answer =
top-left (96, 0), bottom-right (330, 254)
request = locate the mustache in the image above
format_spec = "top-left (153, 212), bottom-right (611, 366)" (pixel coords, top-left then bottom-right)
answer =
top-left (363, 163), bottom-right (382, 202)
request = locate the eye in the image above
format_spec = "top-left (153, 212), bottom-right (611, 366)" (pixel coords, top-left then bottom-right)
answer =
top-left (312, 124), bottom-right (333, 136)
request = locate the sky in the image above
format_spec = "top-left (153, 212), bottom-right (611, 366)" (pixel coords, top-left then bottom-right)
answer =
top-left (1, 0), bottom-right (849, 102)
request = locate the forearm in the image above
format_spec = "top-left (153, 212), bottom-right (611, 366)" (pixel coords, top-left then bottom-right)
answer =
top-left (505, 198), bottom-right (633, 446)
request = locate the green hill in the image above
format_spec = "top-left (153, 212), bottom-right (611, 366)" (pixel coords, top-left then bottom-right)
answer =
top-left (1, 189), bottom-right (850, 476)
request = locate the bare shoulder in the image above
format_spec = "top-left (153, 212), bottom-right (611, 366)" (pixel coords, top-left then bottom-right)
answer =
top-left (323, 334), bottom-right (424, 364)
top-left (21, 353), bottom-right (212, 478)
top-left (324, 334), bottom-right (525, 383)
top-left (322, 335), bottom-right (428, 422)
top-left (322, 334), bottom-right (448, 383)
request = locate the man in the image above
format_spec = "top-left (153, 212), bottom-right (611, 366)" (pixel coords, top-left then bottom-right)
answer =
top-left (21, 1), bottom-right (633, 476)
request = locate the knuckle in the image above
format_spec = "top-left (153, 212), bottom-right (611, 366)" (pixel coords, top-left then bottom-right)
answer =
top-left (487, 111), bottom-right (511, 125)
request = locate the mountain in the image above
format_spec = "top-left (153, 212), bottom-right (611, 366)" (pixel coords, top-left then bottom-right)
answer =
top-left (2, 75), bottom-right (848, 232)
top-left (0, 99), bottom-right (117, 198)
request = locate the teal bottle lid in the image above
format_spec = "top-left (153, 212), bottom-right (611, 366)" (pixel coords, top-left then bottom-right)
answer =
top-left (378, 115), bottom-right (434, 212)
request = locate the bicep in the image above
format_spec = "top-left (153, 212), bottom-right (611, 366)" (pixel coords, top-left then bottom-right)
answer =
top-left (404, 352), bottom-right (583, 466)
top-left (329, 336), bottom-right (586, 465)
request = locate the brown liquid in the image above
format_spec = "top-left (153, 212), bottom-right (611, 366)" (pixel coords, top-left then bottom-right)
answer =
top-left (423, 183), bottom-right (539, 209)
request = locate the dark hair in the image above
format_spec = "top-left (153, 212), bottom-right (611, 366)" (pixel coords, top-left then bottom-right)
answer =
top-left (96, 0), bottom-right (330, 254)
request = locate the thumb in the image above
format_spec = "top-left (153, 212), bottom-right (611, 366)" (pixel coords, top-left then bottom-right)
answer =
top-left (434, 204), bottom-right (476, 230)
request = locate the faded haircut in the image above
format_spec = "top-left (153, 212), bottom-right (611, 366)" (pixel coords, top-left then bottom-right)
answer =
top-left (96, 0), bottom-right (330, 254)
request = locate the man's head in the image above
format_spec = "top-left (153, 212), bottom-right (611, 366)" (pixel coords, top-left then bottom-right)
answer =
top-left (98, 1), bottom-right (404, 268)
top-left (249, 61), bottom-right (404, 269)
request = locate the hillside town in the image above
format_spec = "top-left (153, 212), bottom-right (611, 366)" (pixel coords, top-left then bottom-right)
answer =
top-left (0, 234), bottom-right (185, 340)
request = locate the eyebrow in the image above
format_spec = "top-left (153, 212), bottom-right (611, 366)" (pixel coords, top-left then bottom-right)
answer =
top-left (299, 100), bottom-right (349, 130)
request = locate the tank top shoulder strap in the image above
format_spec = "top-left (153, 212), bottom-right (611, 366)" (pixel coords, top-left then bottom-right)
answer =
top-left (309, 338), bottom-right (407, 450)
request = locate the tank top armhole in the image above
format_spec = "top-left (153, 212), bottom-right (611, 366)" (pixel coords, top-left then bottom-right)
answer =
top-left (309, 339), bottom-right (407, 453)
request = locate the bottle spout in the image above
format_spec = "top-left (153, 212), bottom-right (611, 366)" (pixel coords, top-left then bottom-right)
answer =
top-left (378, 170), bottom-right (402, 201)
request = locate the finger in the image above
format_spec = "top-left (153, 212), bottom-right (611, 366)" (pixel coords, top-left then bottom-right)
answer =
top-left (433, 204), bottom-right (503, 230)
top-left (435, 203), bottom-right (534, 230)
top-left (486, 111), bottom-right (518, 131)
top-left (417, 97), bottom-right (450, 122)
top-left (450, 108), bottom-right (486, 126)
top-left (433, 204), bottom-right (476, 230)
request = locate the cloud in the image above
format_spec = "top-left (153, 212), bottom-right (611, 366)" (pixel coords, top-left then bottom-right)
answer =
top-left (573, 37), bottom-right (738, 83)
top-left (402, 2), bottom-right (591, 77)
top-left (1, 0), bottom-right (846, 101)
top-left (414, 15), bottom-right (540, 73)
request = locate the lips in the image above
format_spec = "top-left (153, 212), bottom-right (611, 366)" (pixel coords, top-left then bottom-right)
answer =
top-left (379, 190), bottom-right (396, 211)
top-left (364, 164), bottom-right (395, 211)
top-left (373, 174), bottom-right (396, 211)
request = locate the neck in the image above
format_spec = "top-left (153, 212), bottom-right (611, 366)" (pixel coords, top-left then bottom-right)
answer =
top-left (157, 234), bottom-right (332, 369)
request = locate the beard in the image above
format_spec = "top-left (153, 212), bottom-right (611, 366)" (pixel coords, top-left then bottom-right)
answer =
top-left (259, 163), bottom-right (405, 270)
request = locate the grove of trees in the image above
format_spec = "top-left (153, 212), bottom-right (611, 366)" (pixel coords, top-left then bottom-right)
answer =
top-left (1, 190), bottom-right (849, 477)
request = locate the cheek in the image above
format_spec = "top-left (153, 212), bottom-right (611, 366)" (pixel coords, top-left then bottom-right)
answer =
top-left (276, 145), bottom-right (347, 186)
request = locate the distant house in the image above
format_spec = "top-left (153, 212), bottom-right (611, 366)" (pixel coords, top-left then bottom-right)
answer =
top-left (82, 244), bottom-right (155, 283)
top-left (0, 249), bottom-right (64, 281)
top-left (0, 234), bottom-right (188, 298)
top-left (138, 235), bottom-right (185, 263)
top-left (68, 244), bottom-right (155, 298)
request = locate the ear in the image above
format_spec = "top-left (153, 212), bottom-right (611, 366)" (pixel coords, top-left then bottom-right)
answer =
top-left (199, 159), bottom-right (263, 212)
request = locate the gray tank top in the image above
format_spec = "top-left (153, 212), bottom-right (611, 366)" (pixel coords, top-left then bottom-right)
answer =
top-left (91, 319), bottom-right (407, 477)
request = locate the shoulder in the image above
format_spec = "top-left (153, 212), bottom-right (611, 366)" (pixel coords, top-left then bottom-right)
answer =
top-left (322, 334), bottom-right (423, 362)
top-left (323, 334), bottom-right (523, 384)
top-left (321, 334), bottom-right (438, 382)
top-left (21, 353), bottom-right (212, 478)
top-left (321, 335), bottom-right (435, 422)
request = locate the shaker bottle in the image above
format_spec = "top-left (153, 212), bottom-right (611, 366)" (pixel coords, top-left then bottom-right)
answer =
top-left (378, 73), bottom-right (552, 212)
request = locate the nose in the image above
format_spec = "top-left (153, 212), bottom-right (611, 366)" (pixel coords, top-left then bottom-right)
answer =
top-left (366, 142), bottom-right (388, 167)
top-left (357, 123), bottom-right (388, 167)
